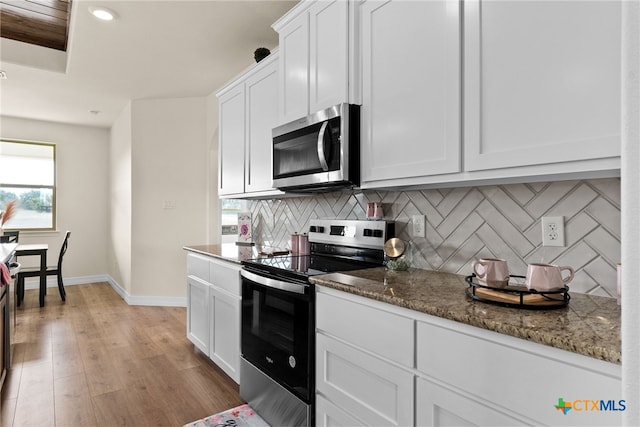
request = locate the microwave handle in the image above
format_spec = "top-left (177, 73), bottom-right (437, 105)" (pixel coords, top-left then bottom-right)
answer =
top-left (317, 121), bottom-right (329, 171)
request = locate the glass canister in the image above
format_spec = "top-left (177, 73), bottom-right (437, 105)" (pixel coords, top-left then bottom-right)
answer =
top-left (291, 233), bottom-right (299, 255)
top-left (298, 233), bottom-right (310, 255)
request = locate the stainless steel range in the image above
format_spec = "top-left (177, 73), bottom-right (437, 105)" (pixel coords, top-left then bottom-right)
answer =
top-left (239, 219), bottom-right (394, 427)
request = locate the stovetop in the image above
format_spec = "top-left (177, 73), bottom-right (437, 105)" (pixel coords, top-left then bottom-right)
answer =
top-left (243, 253), bottom-right (382, 278)
top-left (241, 219), bottom-right (394, 283)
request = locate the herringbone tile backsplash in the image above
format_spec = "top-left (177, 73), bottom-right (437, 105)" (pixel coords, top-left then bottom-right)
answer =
top-left (248, 178), bottom-right (620, 297)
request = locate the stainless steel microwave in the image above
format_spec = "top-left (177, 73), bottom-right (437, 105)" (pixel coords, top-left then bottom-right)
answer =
top-left (272, 103), bottom-right (360, 192)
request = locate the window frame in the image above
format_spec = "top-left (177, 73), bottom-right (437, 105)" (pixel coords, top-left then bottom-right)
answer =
top-left (0, 138), bottom-right (57, 232)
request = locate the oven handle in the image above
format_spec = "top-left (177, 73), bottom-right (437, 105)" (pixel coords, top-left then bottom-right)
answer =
top-left (241, 269), bottom-right (308, 295)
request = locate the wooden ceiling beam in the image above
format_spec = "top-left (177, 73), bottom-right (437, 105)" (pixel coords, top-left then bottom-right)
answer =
top-left (0, 0), bottom-right (71, 51)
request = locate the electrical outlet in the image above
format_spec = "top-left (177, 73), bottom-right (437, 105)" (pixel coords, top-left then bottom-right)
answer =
top-left (412, 215), bottom-right (426, 238)
top-left (541, 216), bottom-right (565, 247)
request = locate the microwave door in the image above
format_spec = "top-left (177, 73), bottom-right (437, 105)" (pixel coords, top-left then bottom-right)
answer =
top-left (272, 103), bottom-right (357, 192)
top-left (273, 123), bottom-right (332, 188)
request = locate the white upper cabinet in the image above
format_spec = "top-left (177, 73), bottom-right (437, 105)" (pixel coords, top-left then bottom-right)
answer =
top-left (217, 52), bottom-right (281, 197)
top-left (274, 0), bottom-right (352, 124)
top-left (359, 0), bottom-right (462, 186)
top-left (308, 0), bottom-right (350, 114)
top-left (218, 83), bottom-right (246, 196)
top-left (276, 9), bottom-right (309, 122)
top-left (245, 59), bottom-right (279, 194)
top-left (218, 0), bottom-right (623, 197)
top-left (464, 0), bottom-right (621, 172)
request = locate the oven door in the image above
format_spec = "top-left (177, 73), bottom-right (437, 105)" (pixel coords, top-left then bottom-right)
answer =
top-left (240, 269), bottom-right (314, 403)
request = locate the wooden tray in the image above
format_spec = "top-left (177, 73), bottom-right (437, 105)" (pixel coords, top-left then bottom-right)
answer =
top-left (465, 274), bottom-right (569, 309)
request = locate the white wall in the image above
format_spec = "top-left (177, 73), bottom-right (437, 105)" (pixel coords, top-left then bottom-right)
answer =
top-left (127, 97), bottom-right (210, 300)
top-left (1, 96), bottom-right (216, 303)
top-left (621, 0), bottom-right (640, 424)
top-left (0, 116), bottom-right (109, 278)
top-left (109, 103), bottom-right (133, 294)
top-left (206, 91), bottom-right (221, 245)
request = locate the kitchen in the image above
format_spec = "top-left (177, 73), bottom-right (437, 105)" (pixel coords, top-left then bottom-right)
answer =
top-left (1, 0), bottom-right (639, 426)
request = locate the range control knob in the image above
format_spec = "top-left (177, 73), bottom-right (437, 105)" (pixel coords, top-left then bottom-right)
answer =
top-left (309, 226), bottom-right (317, 233)
top-left (316, 226), bottom-right (325, 233)
top-left (373, 229), bottom-right (384, 238)
top-left (363, 229), bottom-right (373, 237)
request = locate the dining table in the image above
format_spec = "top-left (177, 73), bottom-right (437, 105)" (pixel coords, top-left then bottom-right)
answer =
top-left (15, 244), bottom-right (48, 307)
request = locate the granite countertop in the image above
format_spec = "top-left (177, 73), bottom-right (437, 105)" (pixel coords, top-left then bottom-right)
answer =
top-left (310, 267), bottom-right (621, 364)
top-left (183, 243), bottom-right (290, 264)
top-left (183, 243), bottom-right (259, 264)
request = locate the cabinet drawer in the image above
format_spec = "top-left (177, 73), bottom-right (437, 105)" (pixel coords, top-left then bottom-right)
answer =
top-left (187, 253), bottom-right (210, 282)
top-left (416, 321), bottom-right (622, 426)
top-left (416, 376), bottom-right (529, 426)
top-left (316, 394), bottom-right (365, 427)
top-left (210, 259), bottom-right (241, 296)
top-left (316, 290), bottom-right (414, 367)
top-left (316, 334), bottom-right (413, 427)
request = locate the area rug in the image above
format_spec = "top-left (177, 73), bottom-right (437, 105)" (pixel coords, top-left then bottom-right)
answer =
top-left (184, 404), bottom-right (270, 427)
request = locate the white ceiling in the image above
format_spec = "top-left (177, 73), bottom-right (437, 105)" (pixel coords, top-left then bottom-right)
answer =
top-left (0, 0), bottom-right (297, 128)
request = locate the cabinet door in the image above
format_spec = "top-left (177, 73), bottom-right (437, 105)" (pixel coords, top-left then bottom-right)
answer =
top-left (316, 333), bottom-right (414, 426)
top-left (464, 0), bottom-right (621, 171)
top-left (218, 83), bottom-right (246, 196)
top-left (245, 56), bottom-right (279, 194)
top-left (316, 394), bottom-right (365, 427)
top-left (309, 0), bottom-right (349, 113)
top-left (186, 276), bottom-right (210, 354)
top-left (210, 287), bottom-right (241, 383)
top-left (416, 377), bottom-right (528, 427)
top-left (279, 10), bottom-right (309, 123)
top-left (360, 0), bottom-right (461, 185)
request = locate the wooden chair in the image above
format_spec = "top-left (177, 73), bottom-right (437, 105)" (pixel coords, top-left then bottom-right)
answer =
top-left (0, 231), bottom-right (19, 243)
top-left (16, 231), bottom-right (70, 307)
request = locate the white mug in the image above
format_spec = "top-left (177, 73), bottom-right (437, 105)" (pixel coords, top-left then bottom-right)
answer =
top-left (473, 258), bottom-right (509, 288)
top-left (525, 263), bottom-right (574, 292)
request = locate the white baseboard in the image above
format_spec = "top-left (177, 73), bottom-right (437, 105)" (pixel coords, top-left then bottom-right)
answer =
top-left (20, 275), bottom-right (187, 307)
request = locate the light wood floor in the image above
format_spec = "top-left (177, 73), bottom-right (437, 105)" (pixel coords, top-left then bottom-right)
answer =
top-left (1, 283), bottom-right (244, 426)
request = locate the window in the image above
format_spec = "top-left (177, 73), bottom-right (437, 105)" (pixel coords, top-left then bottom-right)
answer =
top-left (221, 199), bottom-right (247, 243)
top-left (0, 139), bottom-right (56, 231)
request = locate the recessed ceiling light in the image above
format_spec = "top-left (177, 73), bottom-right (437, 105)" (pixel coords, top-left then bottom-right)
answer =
top-left (89, 6), bottom-right (117, 21)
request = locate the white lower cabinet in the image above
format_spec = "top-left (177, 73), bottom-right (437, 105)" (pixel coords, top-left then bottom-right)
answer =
top-left (315, 285), bottom-right (622, 427)
top-left (209, 285), bottom-right (240, 382)
top-left (316, 334), bottom-right (414, 426)
top-left (186, 252), bottom-right (241, 383)
top-left (316, 287), bottom-right (414, 426)
top-left (416, 377), bottom-right (529, 427)
top-left (415, 317), bottom-right (622, 427)
top-left (316, 394), bottom-right (365, 427)
top-left (186, 276), bottom-right (210, 354)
